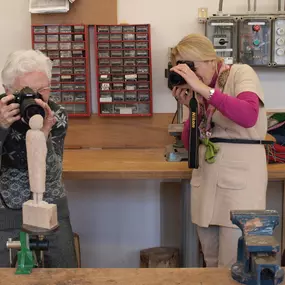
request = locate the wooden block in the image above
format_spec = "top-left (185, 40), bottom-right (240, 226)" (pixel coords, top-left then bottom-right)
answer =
top-left (140, 247), bottom-right (180, 268)
top-left (23, 200), bottom-right (58, 230)
top-left (168, 124), bottom-right (183, 136)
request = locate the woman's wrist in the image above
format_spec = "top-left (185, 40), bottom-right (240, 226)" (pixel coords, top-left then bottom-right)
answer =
top-left (196, 84), bottom-right (212, 100)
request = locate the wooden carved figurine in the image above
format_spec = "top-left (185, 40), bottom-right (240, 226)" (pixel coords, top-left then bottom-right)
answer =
top-left (22, 114), bottom-right (58, 230)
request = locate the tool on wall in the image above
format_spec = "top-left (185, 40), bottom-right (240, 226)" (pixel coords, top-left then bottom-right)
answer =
top-left (230, 210), bottom-right (284, 285)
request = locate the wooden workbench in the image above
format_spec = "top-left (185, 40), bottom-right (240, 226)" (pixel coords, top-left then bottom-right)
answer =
top-left (0, 268), bottom-right (252, 285)
top-left (62, 148), bottom-right (285, 180)
top-left (62, 114), bottom-right (285, 268)
top-left (63, 114), bottom-right (285, 180)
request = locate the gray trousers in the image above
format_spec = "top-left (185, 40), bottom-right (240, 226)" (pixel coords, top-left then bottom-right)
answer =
top-left (197, 225), bottom-right (242, 267)
top-left (0, 197), bottom-right (78, 268)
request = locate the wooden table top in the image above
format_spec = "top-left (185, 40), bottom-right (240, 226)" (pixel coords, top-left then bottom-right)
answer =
top-left (63, 148), bottom-right (190, 180)
top-left (0, 268), bottom-right (245, 285)
top-left (62, 148), bottom-right (285, 180)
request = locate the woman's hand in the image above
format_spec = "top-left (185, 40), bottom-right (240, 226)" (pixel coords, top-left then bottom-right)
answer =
top-left (35, 99), bottom-right (56, 139)
top-left (0, 95), bottom-right (20, 129)
top-left (170, 64), bottom-right (211, 97)
top-left (172, 86), bottom-right (192, 107)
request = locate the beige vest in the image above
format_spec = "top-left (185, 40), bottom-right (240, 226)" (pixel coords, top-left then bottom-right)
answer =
top-left (190, 63), bottom-right (268, 228)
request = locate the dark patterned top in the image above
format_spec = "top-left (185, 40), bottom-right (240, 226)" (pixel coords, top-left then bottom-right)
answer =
top-left (0, 95), bottom-right (68, 209)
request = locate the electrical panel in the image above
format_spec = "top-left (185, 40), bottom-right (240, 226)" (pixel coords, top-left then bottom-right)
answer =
top-left (205, 16), bottom-right (238, 65)
top-left (272, 17), bottom-right (285, 66)
top-left (238, 16), bottom-right (272, 66)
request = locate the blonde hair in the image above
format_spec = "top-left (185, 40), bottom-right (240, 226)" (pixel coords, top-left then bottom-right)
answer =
top-left (171, 33), bottom-right (223, 66)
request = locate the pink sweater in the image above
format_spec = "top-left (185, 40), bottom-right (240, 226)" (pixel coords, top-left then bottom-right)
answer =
top-left (181, 90), bottom-right (260, 150)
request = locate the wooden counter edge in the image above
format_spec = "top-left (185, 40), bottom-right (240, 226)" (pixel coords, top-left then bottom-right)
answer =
top-left (62, 149), bottom-right (285, 180)
top-left (62, 170), bottom-right (192, 180)
top-left (62, 167), bottom-right (285, 181)
top-left (0, 267), bottom-right (247, 284)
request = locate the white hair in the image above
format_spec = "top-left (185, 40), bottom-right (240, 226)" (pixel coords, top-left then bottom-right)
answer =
top-left (1, 49), bottom-right (53, 90)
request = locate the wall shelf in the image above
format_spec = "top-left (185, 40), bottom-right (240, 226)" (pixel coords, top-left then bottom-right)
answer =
top-left (95, 24), bottom-right (153, 117)
top-left (31, 24), bottom-right (91, 117)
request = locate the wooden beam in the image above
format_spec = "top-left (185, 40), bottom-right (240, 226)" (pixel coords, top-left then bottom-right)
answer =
top-left (65, 113), bottom-right (175, 149)
top-left (62, 148), bottom-right (285, 180)
top-left (0, 268), bottom-right (248, 284)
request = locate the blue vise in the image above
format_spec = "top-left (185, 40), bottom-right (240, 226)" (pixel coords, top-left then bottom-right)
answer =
top-left (230, 210), bottom-right (284, 285)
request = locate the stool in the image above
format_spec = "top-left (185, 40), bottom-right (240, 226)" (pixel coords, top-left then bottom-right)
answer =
top-left (140, 247), bottom-right (179, 268)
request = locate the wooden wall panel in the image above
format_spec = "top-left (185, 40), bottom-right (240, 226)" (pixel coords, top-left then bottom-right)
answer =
top-left (65, 113), bottom-right (175, 149)
top-left (64, 110), bottom-right (278, 149)
top-left (31, 0), bottom-right (117, 25)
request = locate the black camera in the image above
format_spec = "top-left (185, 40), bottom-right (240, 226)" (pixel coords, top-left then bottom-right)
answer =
top-left (10, 87), bottom-right (45, 124)
top-left (168, 60), bottom-right (196, 87)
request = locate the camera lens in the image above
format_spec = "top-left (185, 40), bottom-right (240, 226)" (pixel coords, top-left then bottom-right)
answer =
top-left (168, 71), bottom-right (186, 86)
top-left (21, 99), bottom-right (45, 124)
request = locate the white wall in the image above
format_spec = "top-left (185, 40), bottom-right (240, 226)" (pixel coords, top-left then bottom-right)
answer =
top-left (118, 0), bottom-right (285, 112)
top-left (0, 0), bottom-right (31, 91)
top-left (0, 0), bottom-right (284, 268)
top-left (66, 179), bottom-right (162, 267)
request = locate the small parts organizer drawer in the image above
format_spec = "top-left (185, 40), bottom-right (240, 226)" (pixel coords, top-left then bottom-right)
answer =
top-left (95, 24), bottom-right (152, 117)
top-left (32, 24), bottom-right (91, 117)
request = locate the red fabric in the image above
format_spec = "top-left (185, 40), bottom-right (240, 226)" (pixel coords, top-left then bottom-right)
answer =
top-left (267, 144), bottom-right (285, 163)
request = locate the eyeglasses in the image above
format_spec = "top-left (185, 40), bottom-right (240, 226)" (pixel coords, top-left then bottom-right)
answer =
top-left (13, 86), bottom-right (51, 95)
top-left (36, 86), bottom-right (51, 95)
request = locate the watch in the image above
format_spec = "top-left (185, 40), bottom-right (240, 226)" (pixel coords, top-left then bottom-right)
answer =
top-left (207, 88), bottom-right (215, 101)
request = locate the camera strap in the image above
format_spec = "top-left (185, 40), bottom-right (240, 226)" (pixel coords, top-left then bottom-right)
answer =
top-left (188, 92), bottom-right (199, 169)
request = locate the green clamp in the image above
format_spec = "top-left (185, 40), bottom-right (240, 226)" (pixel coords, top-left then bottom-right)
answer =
top-left (15, 231), bottom-right (36, 275)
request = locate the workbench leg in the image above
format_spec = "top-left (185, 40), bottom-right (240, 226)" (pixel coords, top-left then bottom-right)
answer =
top-left (180, 179), bottom-right (200, 268)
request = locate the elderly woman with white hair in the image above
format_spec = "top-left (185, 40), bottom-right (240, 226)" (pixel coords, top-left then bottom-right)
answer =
top-left (0, 49), bottom-right (77, 267)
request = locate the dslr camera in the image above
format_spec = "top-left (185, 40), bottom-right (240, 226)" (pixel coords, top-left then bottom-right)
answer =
top-left (10, 87), bottom-right (45, 124)
top-left (168, 60), bottom-right (196, 87)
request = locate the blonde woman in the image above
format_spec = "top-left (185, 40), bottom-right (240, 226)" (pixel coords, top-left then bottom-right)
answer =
top-left (171, 34), bottom-right (268, 267)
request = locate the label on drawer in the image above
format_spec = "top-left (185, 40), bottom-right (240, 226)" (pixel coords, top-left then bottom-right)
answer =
top-left (100, 97), bottom-right (112, 102)
top-left (120, 107), bottom-right (132, 114)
